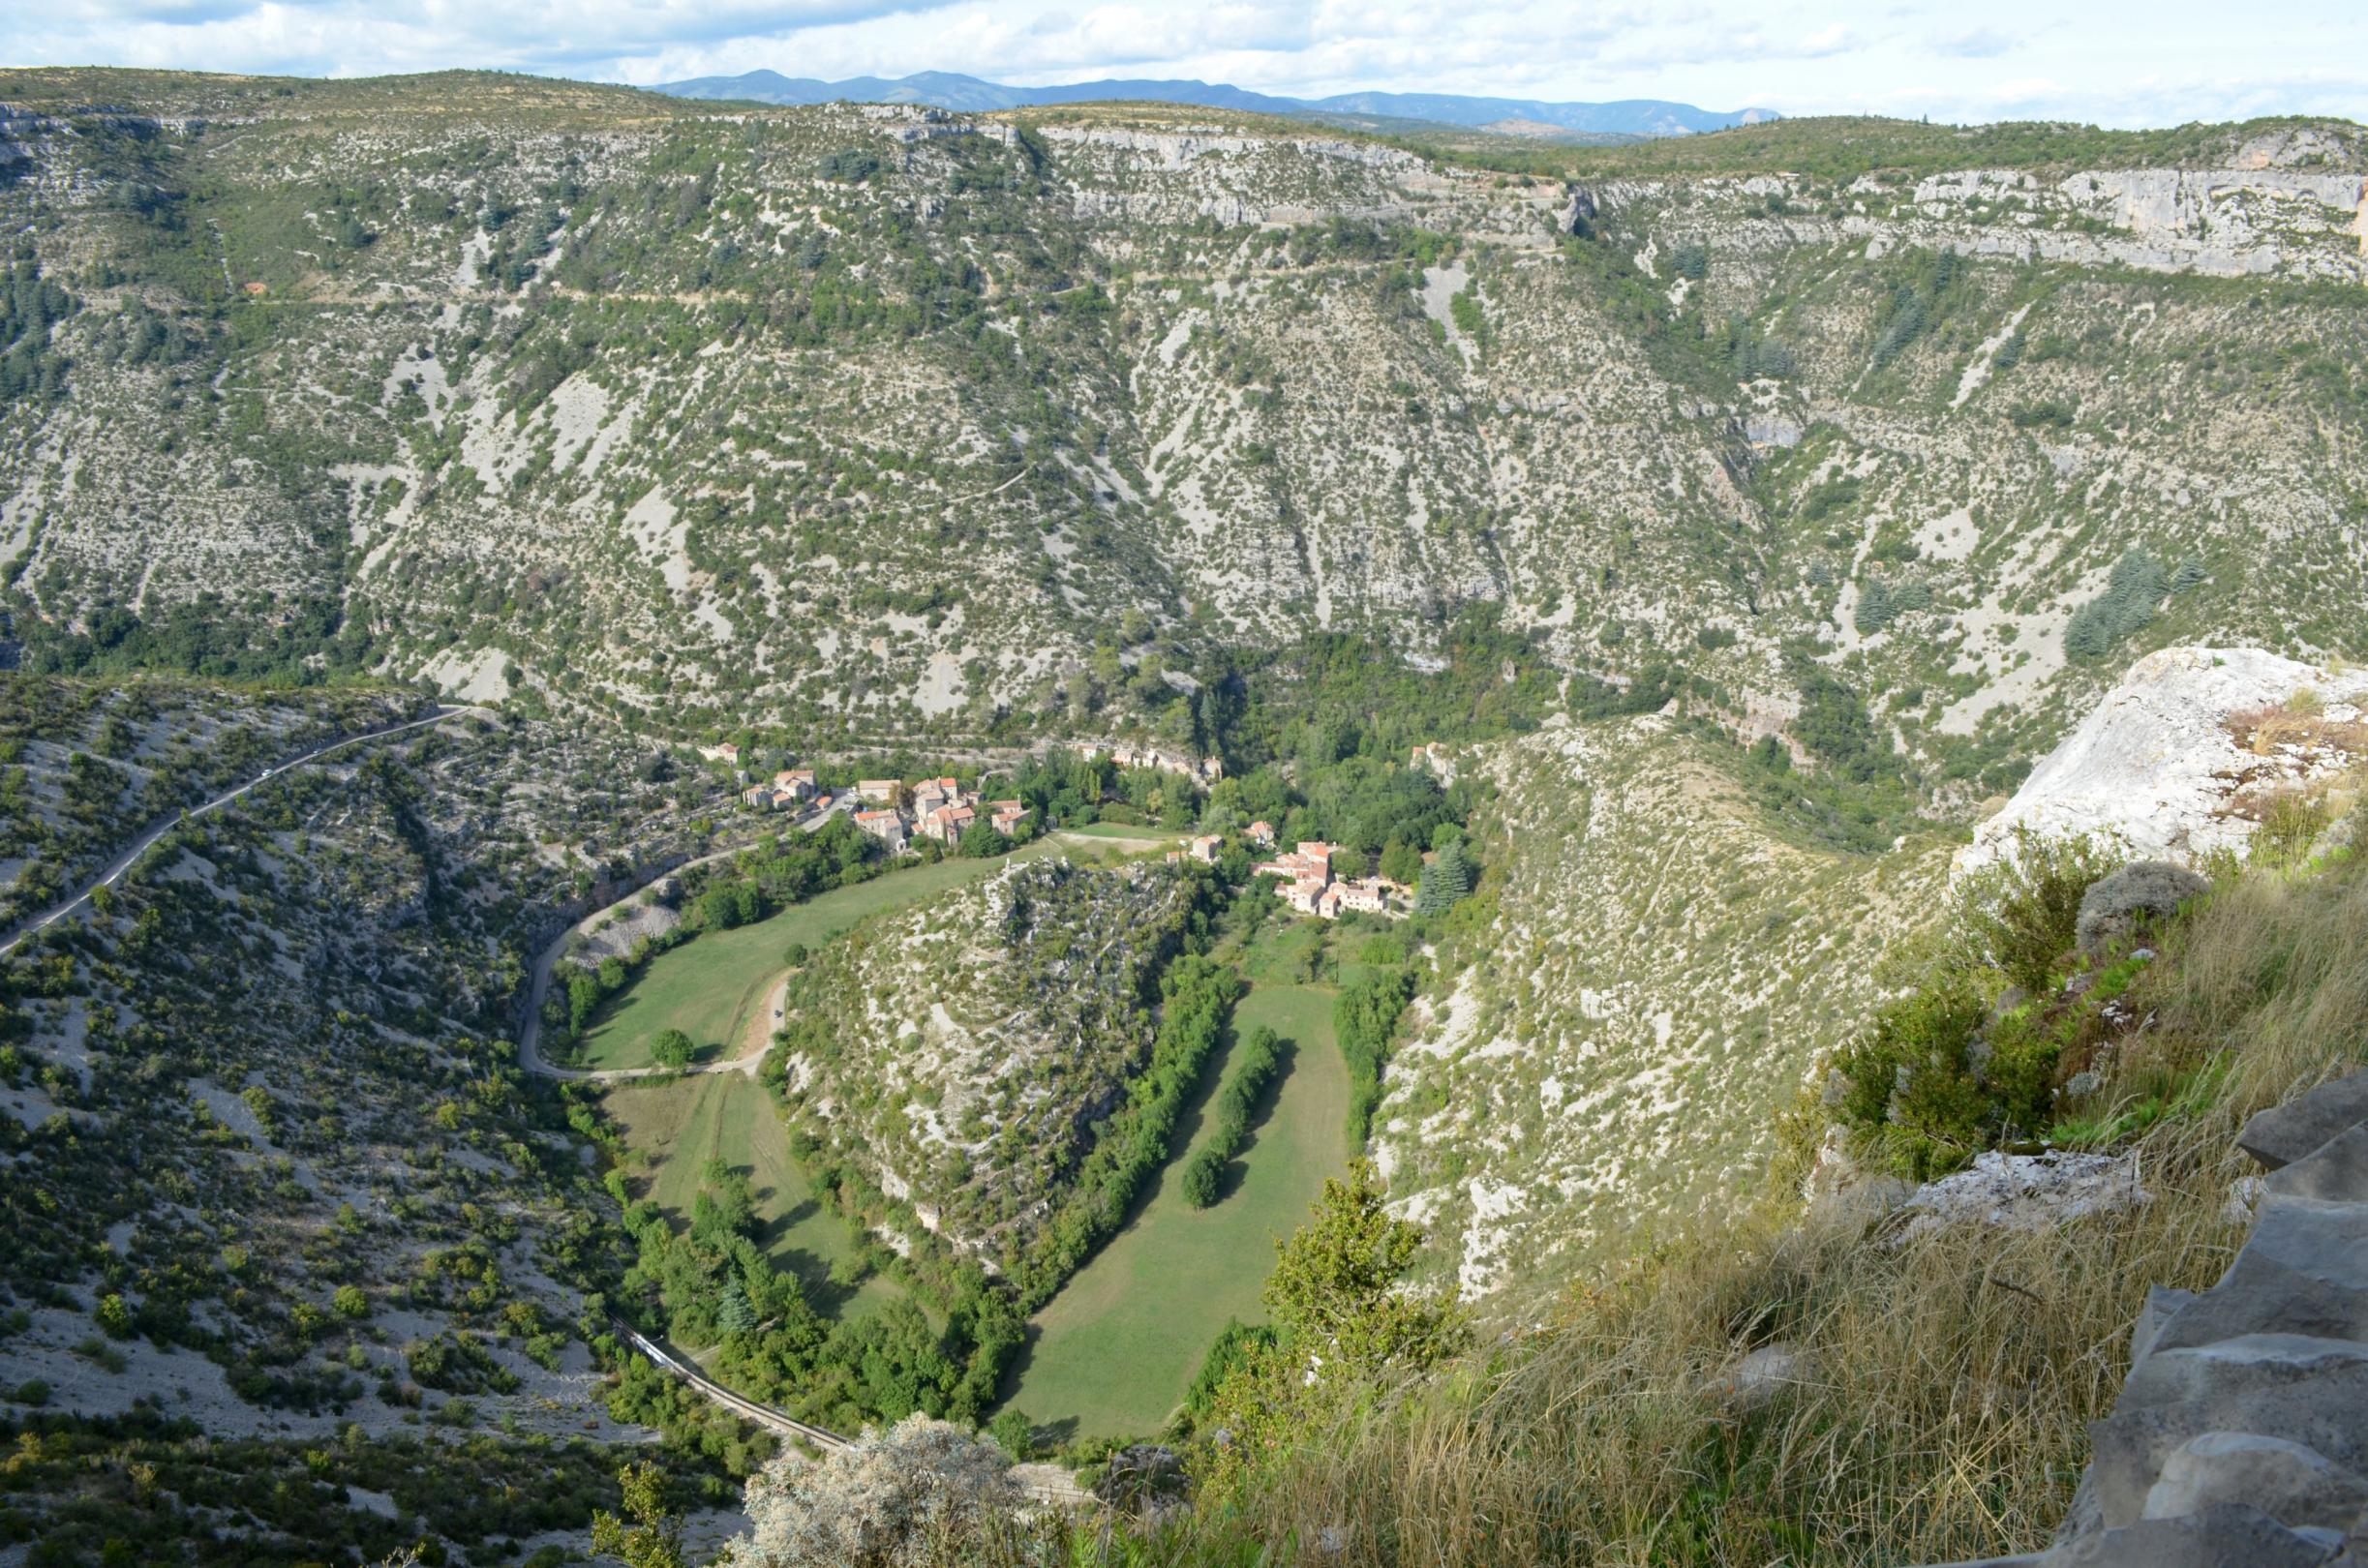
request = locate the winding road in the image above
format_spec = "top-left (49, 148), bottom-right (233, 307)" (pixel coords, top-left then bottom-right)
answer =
top-left (0, 703), bottom-right (487, 958)
top-left (515, 834), bottom-right (804, 1082)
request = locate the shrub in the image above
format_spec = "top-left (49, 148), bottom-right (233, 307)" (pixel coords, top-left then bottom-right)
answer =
top-left (818, 148), bottom-right (883, 184)
top-left (651, 1028), bottom-right (696, 1069)
top-left (734, 1413), bottom-right (1022, 1566)
top-left (1178, 1148), bottom-right (1224, 1208)
top-left (1828, 976), bottom-right (1993, 1178)
top-left (2063, 550), bottom-right (2170, 662)
top-left (1947, 829), bottom-right (2125, 993)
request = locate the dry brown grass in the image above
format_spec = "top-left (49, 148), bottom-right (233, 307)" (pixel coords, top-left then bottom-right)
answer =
top-left (1150, 1177), bottom-right (2242, 1566)
top-left (2223, 699), bottom-right (2368, 760)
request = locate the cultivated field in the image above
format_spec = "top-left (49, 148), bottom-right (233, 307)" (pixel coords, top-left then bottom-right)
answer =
top-left (577, 842), bottom-right (1093, 1070)
top-left (602, 1070), bottom-right (903, 1321)
top-left (1002, 980), bottom-right (1351, 1439)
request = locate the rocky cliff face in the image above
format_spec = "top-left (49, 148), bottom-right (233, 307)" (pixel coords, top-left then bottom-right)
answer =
top-left (0, 76), bottom-right (2361, 765)
top-left (1962, 647), bottom-right (2368, 871)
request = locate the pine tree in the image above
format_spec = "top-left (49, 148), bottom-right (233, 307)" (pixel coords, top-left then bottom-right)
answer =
top-left (1414, 841), bottom-right (1472, 917)
top-left (717, 1276), bottom-right (756, 1335)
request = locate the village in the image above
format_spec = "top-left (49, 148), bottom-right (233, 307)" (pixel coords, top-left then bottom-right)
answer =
top-left (699, 737), bottom-right (1425, 921)
top-left (702, 745), bottom-right (1034, 856)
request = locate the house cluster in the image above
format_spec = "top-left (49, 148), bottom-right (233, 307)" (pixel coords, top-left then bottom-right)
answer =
top-left (1075, 739), bottom-right (1225, 785)
top-left (1251, 838), bottom-right (1405, 920)
top-left (849, 776), bottom-right (1030, 856)
top-left (741, 768), bottom-right (819, 812)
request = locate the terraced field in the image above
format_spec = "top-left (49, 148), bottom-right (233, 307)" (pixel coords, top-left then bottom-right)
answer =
top-left (1002, 980), bottom-right (1351, 1440)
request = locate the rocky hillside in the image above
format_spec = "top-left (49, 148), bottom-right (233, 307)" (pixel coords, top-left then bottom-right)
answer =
top-left (1376, 714), bottom-right (1954, 1291)
top-left (1381, 640), bottom-right (2365, 1297)
top-left (0, 683), bottom-right (726, 1447)
top-left (0, 73), bottom-right (2360, 774)
top-left (772, 856), bottom-right (1199, 1272)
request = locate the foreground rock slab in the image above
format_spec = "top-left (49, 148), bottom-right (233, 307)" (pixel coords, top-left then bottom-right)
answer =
top-left (1922, 1070), bottom-right (2368, 1568)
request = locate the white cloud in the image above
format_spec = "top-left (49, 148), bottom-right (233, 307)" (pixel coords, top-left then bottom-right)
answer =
top-left (2, 0), bottom-right (2362, 128)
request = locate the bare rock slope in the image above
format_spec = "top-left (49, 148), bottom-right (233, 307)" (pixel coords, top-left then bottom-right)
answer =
top-left (1961, 647), bottom-right (2368, 871)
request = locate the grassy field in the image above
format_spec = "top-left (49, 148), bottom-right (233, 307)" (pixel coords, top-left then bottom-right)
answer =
top-left (1058, 821), bottom-right (1186, 842)
top-left (578, 844), bottom-right (1075, 1070)
top-left (602, 1070), bottom-right (903, 1321)
top-left (1001, 980), bottom-right (1351, 1441)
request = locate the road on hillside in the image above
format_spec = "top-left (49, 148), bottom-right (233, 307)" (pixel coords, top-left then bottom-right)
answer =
top-left (516, 799), bottom-right (849, 1081)
top-left (613, 1319), bottom-right (1093, 1506)
top-left (0, 704), bottom-right (487, 958)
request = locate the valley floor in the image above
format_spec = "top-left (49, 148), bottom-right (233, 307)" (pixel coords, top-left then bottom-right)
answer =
top-left (603, 1071), bottom-right (905, 1324)
top-left (575, 822), bottom-right (1368, 1442)
top-left (1005, 980), bottom-right (1351, 1439)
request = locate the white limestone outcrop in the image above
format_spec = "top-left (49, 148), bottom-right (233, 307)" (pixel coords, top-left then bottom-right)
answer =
top-left (1960, 648), bottom-right (2368, 874)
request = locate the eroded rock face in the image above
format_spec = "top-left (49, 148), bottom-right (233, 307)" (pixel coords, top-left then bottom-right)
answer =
top-left (1920, 1071), bottom-right (2368, 1568)
top-left (1960, 648), bottom-right (2368, 874)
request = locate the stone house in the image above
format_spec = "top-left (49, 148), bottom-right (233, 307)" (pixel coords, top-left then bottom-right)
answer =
top-left (854, 808), bottom-right (908, 853)
top-left (923, 803), bottom-right (977, 846)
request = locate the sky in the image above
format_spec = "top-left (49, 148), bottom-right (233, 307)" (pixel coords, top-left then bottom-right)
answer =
top-left (1, 1), bottom-right (2362, 129)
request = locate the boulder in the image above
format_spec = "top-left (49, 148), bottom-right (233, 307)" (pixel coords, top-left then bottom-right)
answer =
top-left (1710, 1342), bottom-right (1817, 1414)
top-left (2241, 1073), bottom-right (2368, 1172)
top-left (2077, 861), bottom-right (2210, 957)
top-left (1957, 647), bottom-right (2368, 875)
top-left (2268, 1125), bottom-right (2368, 1203)
top-left (2142, 1196), bottom-right (2368, 1353)
top-left (1893, 1150), bottom-right (2147, 1242)
top-left (2091, 1335), bottom-right (2368, 1527)
top-left (2050, 1502), bottom-right (2351, 1567)
top-left (2140, 1432), bottom-right (2368, 1531)
top-left (1917, 1068), bottom-right (2368, 1568)
top-left (2131, 1286), bottom-right (2200, 1370)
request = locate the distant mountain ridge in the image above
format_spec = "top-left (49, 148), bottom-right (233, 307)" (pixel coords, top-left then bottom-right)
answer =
top-left (648, 69), bottom-right (1776, 137)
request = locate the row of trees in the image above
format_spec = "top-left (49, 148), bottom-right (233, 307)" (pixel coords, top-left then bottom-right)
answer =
top-left (1179, 1025), bottom-right (1287, 1208)
top-left (1005, 949), bottom-right (1243, 1309)
top-left (1336, 967), bottom-right (1420, 1148)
